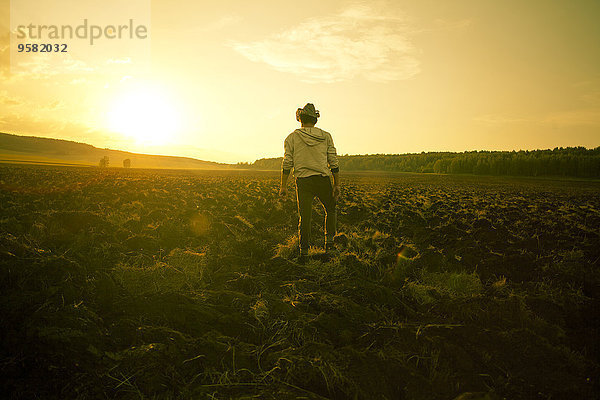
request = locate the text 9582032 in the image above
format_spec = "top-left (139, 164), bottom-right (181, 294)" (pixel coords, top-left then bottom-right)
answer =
top-left (17, 43), bottom-right (68, 52)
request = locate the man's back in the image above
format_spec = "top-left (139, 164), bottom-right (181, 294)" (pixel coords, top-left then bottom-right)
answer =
top-left (282, 127), bottom-right (339, 178)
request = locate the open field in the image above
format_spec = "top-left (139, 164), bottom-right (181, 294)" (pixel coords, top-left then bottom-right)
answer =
top-left (0, 154), bottom-right (94, 167)
top-left (1, 164), bottom-right (599, 399)
top-left (0, 133), bottom-right (229, 170)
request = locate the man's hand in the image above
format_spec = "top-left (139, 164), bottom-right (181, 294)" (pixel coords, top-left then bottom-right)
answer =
top-left (279, 186), bottom-right (288, 198)
top-left (280, 170), bottom-right (290, 199)
top-left (331, 171), bottom-right (340, 201)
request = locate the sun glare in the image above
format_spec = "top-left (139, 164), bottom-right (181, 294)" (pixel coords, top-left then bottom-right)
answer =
top-left (108, 88), bottom-right (181, 145)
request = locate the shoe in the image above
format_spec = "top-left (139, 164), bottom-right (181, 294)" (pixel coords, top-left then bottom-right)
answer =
top-left (324, 244), bottom-right (339, 260)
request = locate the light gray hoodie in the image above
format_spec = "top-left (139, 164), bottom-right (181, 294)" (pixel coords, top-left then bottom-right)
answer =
top-left (282, 127), bottom-right (340, 178)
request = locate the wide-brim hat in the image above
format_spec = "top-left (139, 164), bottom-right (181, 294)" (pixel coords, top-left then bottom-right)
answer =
top-left (296, 103), bottom-right (320, 121)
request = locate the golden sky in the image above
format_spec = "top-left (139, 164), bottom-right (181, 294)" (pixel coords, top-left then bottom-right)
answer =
top-left (1, 0), bottom-right (599, 163)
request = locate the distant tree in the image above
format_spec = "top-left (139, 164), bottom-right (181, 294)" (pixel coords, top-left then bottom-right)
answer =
top-left (123, 159), bottom-right (131, 168)
top-left (244, 147), bottom-right (600, 178)
top-left (99, 156), bottom-right (109, 168)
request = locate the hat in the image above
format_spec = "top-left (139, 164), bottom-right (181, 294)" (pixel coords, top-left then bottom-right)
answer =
top-left (296, 103), bottom-right (320, 121)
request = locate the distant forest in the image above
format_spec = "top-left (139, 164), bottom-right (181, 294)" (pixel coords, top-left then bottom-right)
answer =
top-left (240, 147), bottom-right (600, 178)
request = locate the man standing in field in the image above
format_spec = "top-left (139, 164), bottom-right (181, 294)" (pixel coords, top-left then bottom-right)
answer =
top-left (279, 103), bottom-right (340, 262)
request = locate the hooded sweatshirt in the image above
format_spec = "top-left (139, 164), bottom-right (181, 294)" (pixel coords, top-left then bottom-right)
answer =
top-left (282, 127), bottom-right (340, 178)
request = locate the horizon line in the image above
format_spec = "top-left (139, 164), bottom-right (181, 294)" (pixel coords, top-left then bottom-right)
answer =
top-left (1, 131), bottom-right (598, 165)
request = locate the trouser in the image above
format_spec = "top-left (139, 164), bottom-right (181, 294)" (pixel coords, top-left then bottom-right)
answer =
top-left (295, 175), bottom-right (336, 255)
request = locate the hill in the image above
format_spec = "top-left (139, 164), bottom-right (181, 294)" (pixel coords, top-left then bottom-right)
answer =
top-left (0, 132), bottom-right (229, 169)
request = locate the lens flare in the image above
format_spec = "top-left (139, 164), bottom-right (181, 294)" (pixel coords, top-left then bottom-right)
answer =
top-left (189, 212), bottom-right (210, 236)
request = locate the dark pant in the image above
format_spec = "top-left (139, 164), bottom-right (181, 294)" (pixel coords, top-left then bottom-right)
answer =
top-left (295, 175), bottom-right (336, 254)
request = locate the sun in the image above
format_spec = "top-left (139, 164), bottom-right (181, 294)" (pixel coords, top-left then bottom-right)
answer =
top-left (108, 87), bottom-right (181, 145)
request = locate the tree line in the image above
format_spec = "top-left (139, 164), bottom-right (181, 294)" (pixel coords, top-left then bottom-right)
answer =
top-left (238, 147), bottom-right (600, 178)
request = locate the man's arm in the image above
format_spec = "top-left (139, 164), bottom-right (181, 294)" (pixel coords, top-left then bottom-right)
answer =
top-left (331, 170), bottom-right (340, 200)
top-left (326, 134), bottom-right (340, 172)
top-left (332, 171), bottom-right (340, 186)
top-left (327, 133), bottom-right (340, 200)
top-left (280, 170), bottom-right (291, 197)
top-left (280, 136), bottom-right (293, 197)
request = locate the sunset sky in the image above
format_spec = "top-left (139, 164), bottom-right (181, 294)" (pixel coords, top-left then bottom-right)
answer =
top-left (1, 0), bottom-right (599, 163)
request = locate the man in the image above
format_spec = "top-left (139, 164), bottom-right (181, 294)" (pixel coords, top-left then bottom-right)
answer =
top-left (279, 103), bottom-right (340, 262)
